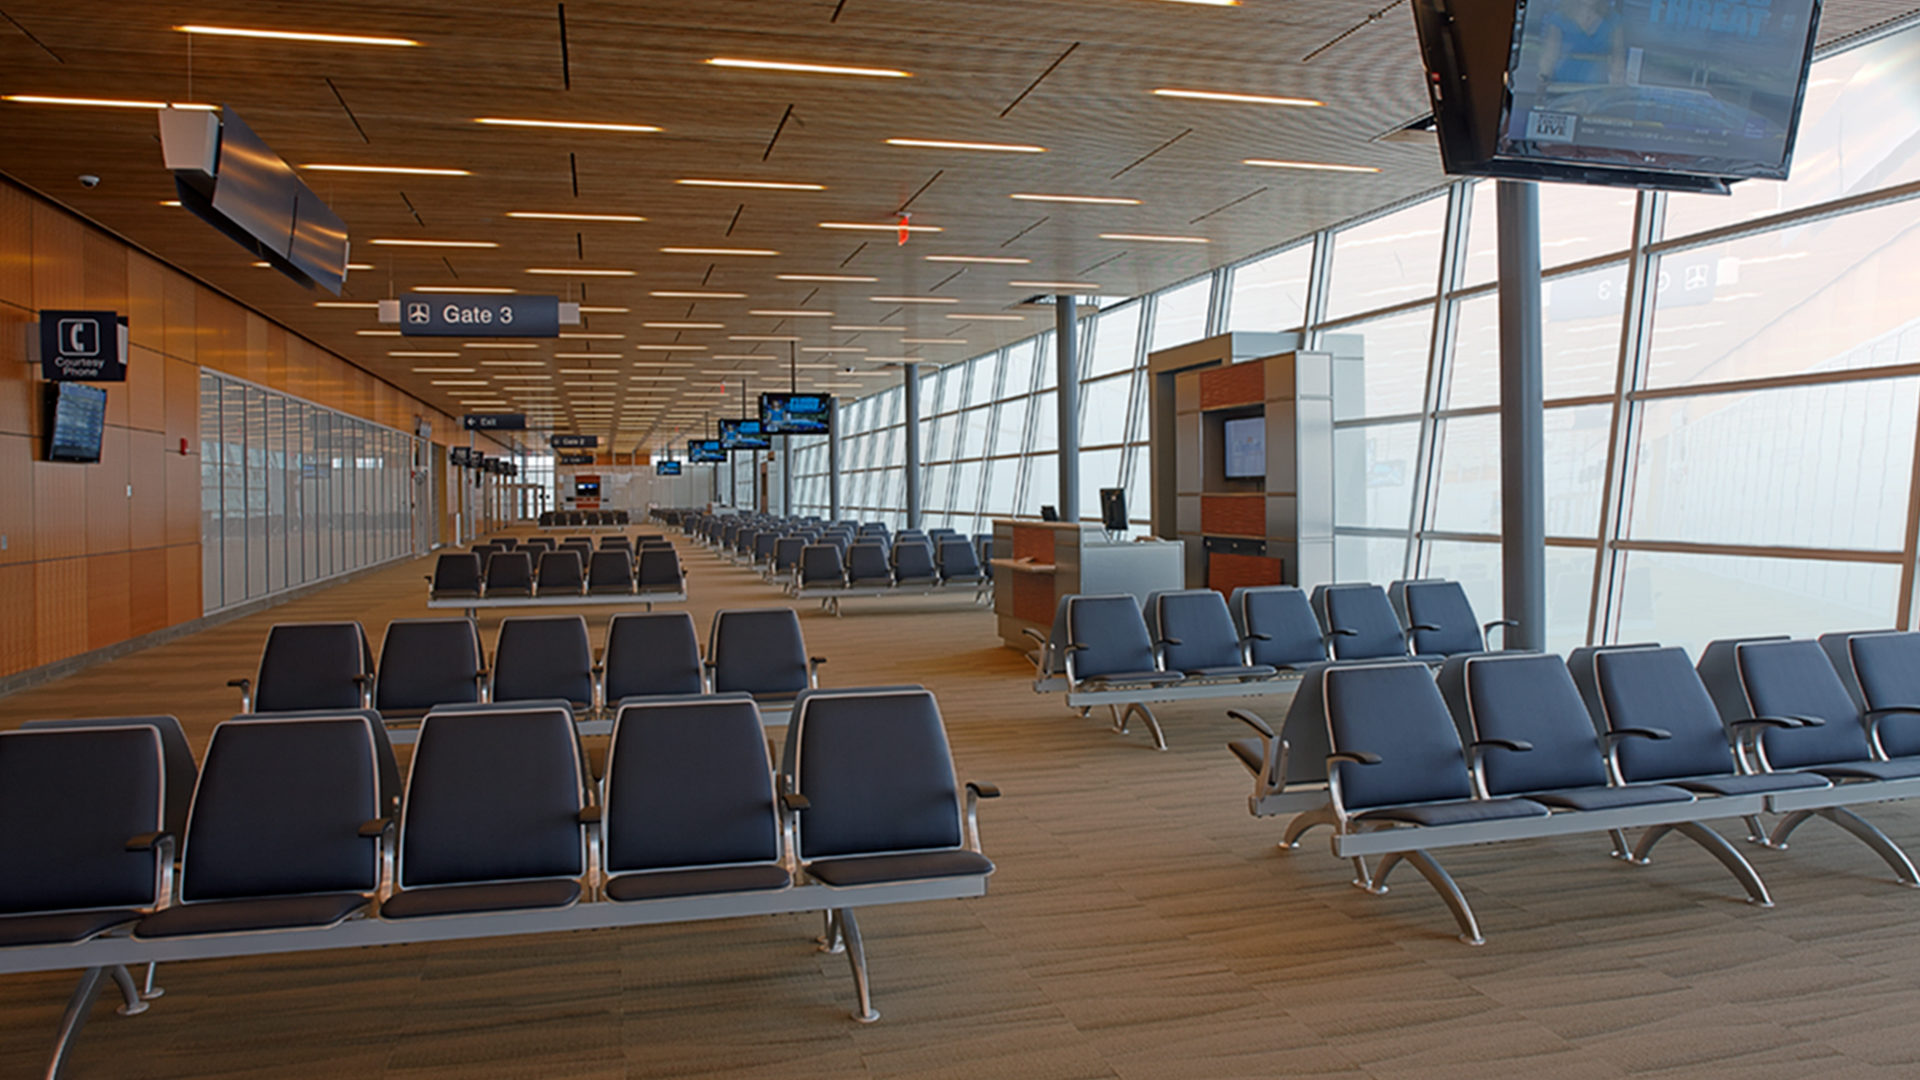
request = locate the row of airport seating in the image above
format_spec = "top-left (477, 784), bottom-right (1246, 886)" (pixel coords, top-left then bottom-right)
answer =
top-left (539, 509), bottom-right (630, 528)
top-left (682, 512), bottom-right (995, 611)
top-left (225, 609), bottom-right (830, 731)
top-left (0, 688), bottom-right (997, 1076)
top-left (427, 542), bottom-right (686, 607)
top-left (1024, 580), bottom-right (1502, 749)
top-left (1221, 630), bottom-right (1920, 943)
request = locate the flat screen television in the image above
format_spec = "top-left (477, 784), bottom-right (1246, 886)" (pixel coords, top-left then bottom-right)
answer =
top-left (760, 392), bottom-right (833, 435)
top-left (688, 439), bottom-right (727, 463)
top-left (574, 479), bottom-right (601, 497)
top-left (45, 383), bottom-right (106, 463)
top-left (719, 418), bottom-right (772, 451)
top-left (1099, 488), bottom-right (1128, 532)
top-left (1412, 0), bottom-right (1821, 192)
top-left (1223, 417), bottom-right (1265, 479)
top-left (655, 460), bottom-right (682, 476)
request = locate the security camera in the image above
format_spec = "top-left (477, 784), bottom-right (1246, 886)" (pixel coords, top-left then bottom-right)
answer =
top-left (77, 175), bottom-right (100, 189)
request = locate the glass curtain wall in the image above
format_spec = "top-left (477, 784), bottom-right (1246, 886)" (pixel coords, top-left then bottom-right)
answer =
top-left (200, 370), bottom-right (423, 613)
top-left (792, 21), bottom-right (1920, 654)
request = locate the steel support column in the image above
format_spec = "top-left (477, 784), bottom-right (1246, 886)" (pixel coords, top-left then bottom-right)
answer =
top-left (1055, 295), bottom-right (1081, 522)
top-left (1497, 180), bottom-right (1546, 651)
top-left (903, 362), bottom-right (922, 529)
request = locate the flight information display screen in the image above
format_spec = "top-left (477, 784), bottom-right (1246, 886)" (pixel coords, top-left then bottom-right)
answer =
top-left (760, 392), bottom-right (834, 435)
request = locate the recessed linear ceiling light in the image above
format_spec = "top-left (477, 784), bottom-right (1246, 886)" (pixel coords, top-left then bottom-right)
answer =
top-left (819, 222), bottom-right (943, 233)
top-left (254, 261), bottom-right (374, 270)
top-left (1153, 88), bottom-right (1322, 107)
top-left (1009, 193), bottom-right (1142, 205)
top-left (494, 373), bottom-right (553, 379)
top-left (885, 138), bottom-right (1045, 153)
top-left (1156, 0), bottom-right (1239, 6)
top-left (630, 374), bottom-right (689, 380)
top-left (579, 306), bottom-right (630, 314)
top-left (525, 267), bottom-right (634, 276)
top-left (677, 179), bottom-right (826, 191)
top-left (390, 351), bottom-right (461, 358)
top-left (430, 380), bottom-right (490, 386)
top-left (870, 296), bottom-right (960, 304)
top-left (1099, 232), bottom-right (1210, 243)
top-left (924, 255), bottom-right (1030, 264)
top-left (750, 309), bottom-right (833, 318)
top-left (301, 164), bottom-right (470, 176)
top-left (1010, 280), bottom-right (1102, 289)
top-left (370, 238), bottom-right (497, 248)
top-left (792, 362), bottom-right (838, 369)
top-left (160, 200), bottom-right (183, 207)
top-left (802, 346), bottom-right (867, 354)
top-left (945, 314), bottom-right (1027, 321)
top-left (706, 58), bottom-right (909, 78)
top-left (506, 211), bottom-right (646, 223)
top-left (356, 329), bottom-right (402, 337)
top-left (476, 117), bottom-right (660, 133)
top-left (480, 359), bottom-right (546, 366)
top-left (660, 247), bottom-right (778, 257)
top-left (415, 285), bottom-right (516, 294)
top-left (900, 338), bottom-right (969, 345)
top-left (559, 332), bottom-right (625, 340)
top-left (5, 94), bottom-right (216, 110)
top-left (708, 355), bottom-right (772, 361)
top-left (462, 342), bottom-right (539, 349)
top-left (1242, 159), bottom-right (1381, 173)
top-left (778, 274), bottom-right (877, 283)
top-left (176, 24), bottom-right (420, 46)
top-left (410, 366), bottom-right (477, 373)
top-left (556, 355), bottom-right (620, 362)
top-left (316, 301), bottom-right (380, 309)
top-left (831, 325), bottom-right (899, 332)
top-left (650, 290), bottom-right (746, 299)
top-left (634, 344), bottom-right (708, 351)
top-left (643, 322), bottom-right (725, 330)
top-left (729, 335), bottom-right (802, 342)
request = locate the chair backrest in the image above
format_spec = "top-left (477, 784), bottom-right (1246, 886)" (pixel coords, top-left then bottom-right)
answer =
top-left (1312, 584), bottom-right (1409, 661)
top-left (937, 538), bottom-right (982, 579)
top-left (492, 537), bottom-right (518, 549)
top-left (600, 535), bottom-right (632, 549)
top-left (1390, 579), bottom-right (1486, 657)
top-left (20, 716), bottom-right (195, 837)
top-left (774, 536), bottom-right (806, 571)
top-left (1841, 631), bottom-right (1920, 758)
top-left (431, 553), bottom-right (482, 595)
top-left (492, 616), bottom-right (595, 709)
top-left (789, 688), bottom-right (964, 861)
top-left (523, 537), bottom-right (555, 552)
top-left (604, 612), bottom-right (706, 701)
top-left (0, 725), bottom-right (164, 915)
top-left (1734, 638), bottom-right (1874, 768)
top-left (1322, 662), bottom-right (1474, 811)
top-left (603, 694), bottom-right (779, 875)
top-left (588, 549), bottom-right (635, 593)
top-left (484, 550), bottom-right (534, 594)
top-left (1451, 652), bottom-right (1609, 795)
top-left (537, 550), bottom-right (585, 594)
top-left (637, 547), bottom-right (683, 589)
top-left (800, 544), bottom-right (846, 586)
top-left (375, 619), bottom-right (483, 715)
top-left (399, 705), bottom-right (586, 888)
top-left (178, 715), bottom-right (382, 902)
top-left (254, 622), bottom-right (371, 713)
top-left (753, 533), bottom-right (778, 560)
top-left (1154, 590), bottom-right (1246, 671)
top-left (1230, 586), bottom-right (1327, 668)
top-left (1066, 595), bottom-right (1159, 680)
top-left (1591, 646), bottom-right (1741, 783)
top-left (847, 542), bottom-right (892, 584)
top-left (893, 539), bottom-right (938, 580)
top-left (709, 609), bottom-right (811, 697)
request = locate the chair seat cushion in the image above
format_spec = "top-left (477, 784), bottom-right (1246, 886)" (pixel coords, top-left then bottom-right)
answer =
top-left (381, 879), bottom-right (580, 919)
top-left (0, 909), bottom-right (143, 947)
top-left (1227, 737), bottom-right (1266, 776)
top-left (432, 589), bottom-right (480, 599)
top-left (805, 850), bottom-right (995, 887)
top-left (136, 893), bottom-right (370, 938)
top-left (1355, 797), bottom-right (1550, 828)
top-left (1180, 664), bottom-right (1280, 681)
top-left (897, 575), bottom-right (940, 587)
top-left (1669, 772), bottom-right (1830, 797)
top-left (589, 584), bottom-right (635, 596)
top-left (1811, 758), bottom-right (1920, 782)
top-left (1080, 671), bottom-right (1183, 689)
top-left (1527, 784), bottom-right (1695, 811)
top-left (605, 865), bottom-right (791, 902)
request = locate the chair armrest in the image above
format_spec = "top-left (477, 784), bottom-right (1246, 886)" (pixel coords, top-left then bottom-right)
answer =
top-left (1226, 708), bottom-right (1275, 739)
top-left (1156, 637), bottom-right (1183, 648)
top-left (1470, 738), bottom-right (1534, 753)
top-left (576, 806), bottom-right (602, 825)
top-left (965, 781), bottom-right (1000, 799)
top-left (1327, 628), bottom-right (1358, 637)
top-left (780, 792), bottom-right (811, 812)
top-left (1327, 751), bottom-right (1382, 766)
top-left (1409, 623), bottom-right (1442, 633)
top-left (1729, 716), bottom-right (1804, 730)
top-left (226, 677), bottom-right (252, 713)
top-left (1864, 705), bottom-right (1920, 718)
top-left (963, 783), bottom-right (997, 852)
top-left (126, 831), bottom-right (174, 852)
top-left (1766, 714), bottom-right (1825, 727)
top-left (1604, 726), bottom-right (1671, 744)
top-left (357, 818), bottom-right (393, 839)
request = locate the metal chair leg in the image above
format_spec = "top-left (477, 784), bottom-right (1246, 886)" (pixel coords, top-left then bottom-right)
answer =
top-left (1671, 821), bottom-right (1774, 907)
top-left (1814, 806), bottom-right (1920, 887)
top-left (107, 965), bottom-right (150, 1016)
top-left (1280, 806), bottom-right (1336, 849)
top-left (1769, 809), bottom-right (1816, 849)
top-left (1630, 823), bottom-right (1676, 865)
top-left (1399, 849), bottom-right (1484, 945)
top-left (836, 908), bottom-right (881, 1023)
top-left (816, 909), bottom-right (845, 954)
top-left (140, 962), bottom-right (164, 1001)
top-left (45, 967), bottom-right (108, 1080)
top-left (1607, 829), bottom-right (1632, 860)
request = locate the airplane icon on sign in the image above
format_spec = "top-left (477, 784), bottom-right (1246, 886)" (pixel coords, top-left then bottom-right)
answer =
top-left (406, 302), bottom-right (430, 323)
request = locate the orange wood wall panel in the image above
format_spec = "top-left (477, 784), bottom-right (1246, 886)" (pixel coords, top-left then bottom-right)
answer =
top-left (29, 203), bottom-right (85, 310)
top-left (0, 434), bottom-right (33, 565)
top-left (1011, 525), bottom-right (1057, 564)
top-left (128, 548), bottom-right (170, 638)
top-left (86, 551), bottom-right (130, 651)
top-left (33, 558), bottom-right (87, 666)
top-left (0, 306), bottom-right (33, 437)
top-left (126, 253), bottom-right (166, 354)
top-left (1012, 572), bottom-right (1056, 626)
top-left (165, 543), bottom-right (201, 626)
top-left (1198, 361), bottom-right (1264, 410)
top-left (164, 453), bottom-right (198, 547)
top-left (32, 460), bottom-right (86, 559)
top-left (0, 185), bottom-right (30, 307)
top-left (128, 429), bottom-right (167, 550)
top-left (85, 425), bottom-right (131, 554)
top-left (1208, 551), bottom-right (1283, 596)
top-left (161, 271), bottom-right (196, 362)
top-left (163, 355), bottom-right (198, 443)
top-left (0, 563), bottom-right (32, 676)
top-left (1200, 494), bottom-right (1265, 537)
top-left (125, 345), bottom-right (166, 433)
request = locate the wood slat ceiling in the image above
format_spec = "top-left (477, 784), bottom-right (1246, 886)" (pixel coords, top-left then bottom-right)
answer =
top-left (2, 0), bottom-right (1914, 453)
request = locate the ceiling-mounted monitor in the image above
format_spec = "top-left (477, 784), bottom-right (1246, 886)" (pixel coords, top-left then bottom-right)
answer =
top-left (688, 439), bottom-right (726, 463)
top-left (656, 460), bottom-right (683, 476)
top-left (760, 392), bottom-right (833, 435)
top-left (1412, 0), bottom-right (1821, 192)
top-left (719, 417), bottom-right (772, 450)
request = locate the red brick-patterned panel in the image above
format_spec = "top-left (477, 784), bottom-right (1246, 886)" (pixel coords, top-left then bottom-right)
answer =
top-left (1198, 361), bottom-right (1264, 410)
top-left (1208, 552), bottom-right (1283, 595)
top-left (1012, 572), bottom-right (1055, 625)
top-left (1011, 525), bottom-right (1056, 564)
top-left (1200, 494), bottom-right (1265, 538)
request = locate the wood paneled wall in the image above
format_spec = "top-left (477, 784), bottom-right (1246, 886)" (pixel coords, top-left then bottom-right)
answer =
top-left (0, 177), bottom-right (481, 680)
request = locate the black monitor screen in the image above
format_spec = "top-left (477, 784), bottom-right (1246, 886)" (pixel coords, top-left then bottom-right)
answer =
top-left (1501, 0), bottom-right (1819, 180)
top-left (575, 479), bottom-right (600, 497)
top-left (760, 392), bottom-right (834, 435)
top-left (688, 439), bottom-right (726, 463)
top-left (46, 383), bottom-right (106, 463)
top-left (719, 418), bottom-right (772, 450)
top-left (655, 460), bottom-right (682, 476)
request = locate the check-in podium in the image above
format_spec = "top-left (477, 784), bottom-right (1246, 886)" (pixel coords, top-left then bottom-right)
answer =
top-left (989, 520), bottom-right (1184, 652)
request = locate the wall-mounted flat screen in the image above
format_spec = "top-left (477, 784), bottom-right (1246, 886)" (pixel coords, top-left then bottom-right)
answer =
top-left (760, 392), bottom-right (833, 435)
top-left (575, 479), bottom-right (601, 498)
top-left (1414, 0), bottom-right (1821, 191)
top-left (655, 460), bottom-right (682, 476)
top-left (688, 439), bottom-right (726, 463)
top-left (719, 418), bottom-right (772, 450)
top-left (1223, 417), bottom-right (1265, 480)
top-left (45, 382), bottom-right (106, 463)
